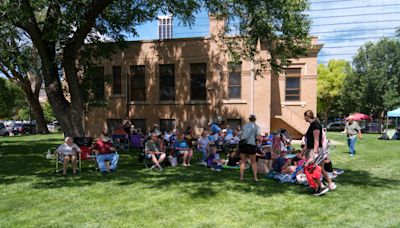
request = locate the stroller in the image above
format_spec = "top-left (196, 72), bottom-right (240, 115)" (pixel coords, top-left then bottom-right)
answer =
top-left (291, 142), bottom-right (336, 181)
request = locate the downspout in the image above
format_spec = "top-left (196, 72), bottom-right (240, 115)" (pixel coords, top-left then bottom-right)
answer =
top-left (250, 61), bottom-right (255, 114)
top-left (126, 72), bottom-right (129, 118)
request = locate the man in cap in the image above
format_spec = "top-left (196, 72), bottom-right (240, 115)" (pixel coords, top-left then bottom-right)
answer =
top-left (345, 115), bottom-right (362, 157)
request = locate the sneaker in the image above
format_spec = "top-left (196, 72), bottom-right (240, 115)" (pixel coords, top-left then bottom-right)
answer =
top-left (210, 167), bottom-right (215, 171)
top-left (197, 161), bottom-right (207, 166)
top-left (328, 172), bottom-right (337, 179)
top-left (329, 183), bottom-right (337, 190)
top-left (313, 187), bottom-right (329, 196)
top-left (350, 154), bottom-right (354, 157)
top-left (335, 169), bottom-right (345, 175)
top-left (150, 165), bottom-right (157, 169)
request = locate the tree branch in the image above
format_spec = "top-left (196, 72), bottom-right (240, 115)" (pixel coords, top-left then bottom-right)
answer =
top-left (65, 0), bottom-right (114, 55)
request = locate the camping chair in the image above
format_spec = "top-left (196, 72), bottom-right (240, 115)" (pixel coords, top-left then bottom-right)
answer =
top-left (112, 134), bottom-right (129, 152)
top-left (130, 134), bottom-right (144, 149)
top-left (55, 151), bottom-right (82, 173)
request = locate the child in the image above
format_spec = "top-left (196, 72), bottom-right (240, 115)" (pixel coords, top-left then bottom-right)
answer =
top-left (197, 130), bottom-right (210, 164)
top-left (206, 142), bottom-right (223, 172)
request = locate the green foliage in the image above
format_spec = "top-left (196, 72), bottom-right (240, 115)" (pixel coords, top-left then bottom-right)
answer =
top-left (42, 102), bottom-right (56, 122)
top-left (0, 78), bottom-right (26, 119)
top-left (342, 38), bottom-right (400, 117)
top-left (317, 60), bottom-right (352, 122)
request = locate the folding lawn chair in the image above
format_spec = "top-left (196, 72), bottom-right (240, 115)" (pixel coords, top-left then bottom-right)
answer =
top-left (55, 151), bottom-right (82, 173)
top-left (112, 134), bottom-right (129, 152)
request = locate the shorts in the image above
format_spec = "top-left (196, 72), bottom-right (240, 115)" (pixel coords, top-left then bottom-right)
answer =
top-left (146, 153), bottom-right (164, 160)
top-left (239, 144), bottom-right (257, 155)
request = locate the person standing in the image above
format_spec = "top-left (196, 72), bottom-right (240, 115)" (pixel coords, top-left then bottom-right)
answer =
top-left (239, 114), bottom-right (261, 181)
top-left (302, 110), bottom-right (329, 196)
top-left (345, 115), bottom-right (362, 157)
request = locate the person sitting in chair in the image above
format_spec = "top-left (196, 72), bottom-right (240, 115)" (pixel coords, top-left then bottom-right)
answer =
top-left (174, 132), bottom-right (193, 167)
top-left (56, 137), bottom-right (81, 175)
top-left (93, 132), bottom-right (120, 176)
top-left (145, 133), bottom-right (166, 170)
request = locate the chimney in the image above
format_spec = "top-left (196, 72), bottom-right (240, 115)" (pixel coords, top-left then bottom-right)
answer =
top-left (209, 14), bottom-right (225, 38)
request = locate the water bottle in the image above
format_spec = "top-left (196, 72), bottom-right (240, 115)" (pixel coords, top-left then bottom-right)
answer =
top-left (46, 149), bottom-right (52, 159)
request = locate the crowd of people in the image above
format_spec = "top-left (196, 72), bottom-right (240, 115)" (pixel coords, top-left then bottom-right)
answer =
top-left (56, 110), bottom-right (347, 196)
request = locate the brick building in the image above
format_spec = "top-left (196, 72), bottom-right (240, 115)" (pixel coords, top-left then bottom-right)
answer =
top-left (84, 16), bottom-right (323, 139)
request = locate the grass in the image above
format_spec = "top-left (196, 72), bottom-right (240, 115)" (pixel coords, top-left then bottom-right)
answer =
top-left (0, 133), bottom-right (399, 227)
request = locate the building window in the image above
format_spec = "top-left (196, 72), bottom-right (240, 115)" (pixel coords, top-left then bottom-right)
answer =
top-left (131, 119), bottom-right (146, 134)
top-left (228, 62), bottom-right (242, 99)
top-left (93, 66), bottom-right (105, 100)
top-left (227, 119), bottom-right (242, 131)
top-left (159, 64), bottom-right (175, 101)
top-left (190, 63), bottom-right (207, 100)
top-left (159, 119), bottom-right (175, 132)
top-left (285, 68), bottom-right (301, 101)
top-left (130, 66), bottom-right (146, 101)
top-left (106, 119), bottom-right (121, 134)
top-left (112, 66), bottom-right (122, 95)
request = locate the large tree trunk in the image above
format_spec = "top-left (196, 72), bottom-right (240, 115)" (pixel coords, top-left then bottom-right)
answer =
top-left (20, 82), bottom-right (49, 134)
top-left (39, 44), bottom-right (86, 137)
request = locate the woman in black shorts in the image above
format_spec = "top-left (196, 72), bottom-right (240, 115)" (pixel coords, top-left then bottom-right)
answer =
top-left (239, 114), bottom-right (261, 181)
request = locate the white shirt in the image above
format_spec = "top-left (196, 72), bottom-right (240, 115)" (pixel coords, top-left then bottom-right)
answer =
top-left (56, 143), bottom-right (80, 155)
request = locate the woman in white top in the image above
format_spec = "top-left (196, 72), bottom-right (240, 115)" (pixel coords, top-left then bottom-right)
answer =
top-left (56, 137), bottom-right (81, 175)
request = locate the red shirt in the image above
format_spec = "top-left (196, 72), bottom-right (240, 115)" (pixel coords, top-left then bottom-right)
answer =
top-left (93, 140), bottom-right (114, 154)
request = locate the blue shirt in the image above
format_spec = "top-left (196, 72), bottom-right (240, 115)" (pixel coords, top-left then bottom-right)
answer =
top-left (174, 139), bottom-right (188, 149)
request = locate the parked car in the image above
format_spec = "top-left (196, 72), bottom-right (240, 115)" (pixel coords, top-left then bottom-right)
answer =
top-left (12, 123), bottom-right (37, 135)
top-left (47, 121), bottom-right (61, 132)
top-left (326, 121), bottom-right (345, 131)
top-left (362, 122), bottom-right (385, 133)
top-left (0, 123), bottom-right (12, 136)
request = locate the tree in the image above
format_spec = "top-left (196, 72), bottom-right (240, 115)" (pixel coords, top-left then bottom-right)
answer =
top-left (42, 101), bottom-right (56, 122)
top-left (342, 38), bottom-right (400, 130)
top-left (0, 27), bottom-right (49, 133)
top-left (317, 60), bottom-right (351, 124)
top-left (0, 77), bottom-right (26, 119)
top-left (0, 0), bottom-right (311, 137)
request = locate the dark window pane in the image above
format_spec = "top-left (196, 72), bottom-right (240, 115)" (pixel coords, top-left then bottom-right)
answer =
top-left (93, 67), bottom-right (105, 100)
top-left (229, 87), bottom-right (241, 99)
top-left (285, 95), bottom-right (300, 101)
top-left (159, 64), bottom-right (175, 101)
top-left (286, 77), bottom-right (300, 89)
top-left (160, 119), bottom-right (175, 132)
top-left (190, 63), bottom-right (207, 100)
top-left (130, 66), bottom-right (146, 101)
top-left (112, 66), bottom-right (122, 95)
top-left (131, 119), bottom-right (146, 134)
top-left (285, 90), bottom-right (300, 95)
top-left (229, 72), bottom-right (241, 85)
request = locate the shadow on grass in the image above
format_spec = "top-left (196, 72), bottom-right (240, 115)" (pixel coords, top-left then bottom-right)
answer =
top-left (1, 137), bottom-right (399, 199)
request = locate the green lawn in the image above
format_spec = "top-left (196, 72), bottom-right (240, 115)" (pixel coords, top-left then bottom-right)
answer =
top-left (0, 133), bottom-right (399, 227)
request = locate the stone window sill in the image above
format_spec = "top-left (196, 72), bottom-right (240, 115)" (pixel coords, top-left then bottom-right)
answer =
top-left (281, 101), bottom-right (306, 107)
top-left (185, 100), bottom-right (212, 105)
top-left (222, 99), bottom-right (247, 104)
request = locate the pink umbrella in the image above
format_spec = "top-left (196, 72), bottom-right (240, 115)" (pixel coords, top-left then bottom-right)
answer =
top-left (347, 113), bottom-right (372, 121)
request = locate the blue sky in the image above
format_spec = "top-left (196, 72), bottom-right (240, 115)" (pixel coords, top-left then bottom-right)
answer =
top-left (129, 0), bottom-right (400, 65)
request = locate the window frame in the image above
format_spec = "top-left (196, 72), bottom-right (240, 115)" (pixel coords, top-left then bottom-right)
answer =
top-left (285, 68), bottom-right (301, 101)
top-left (129, 65), bottom-right (146, 102)
top-left (228, 62), bottom-right (242, 99)
top-left (190, 63), bottom-right (207, 101)
top-left (112, 66), bottom-right (122, 95)
top-left (159, 64), bottom-right (175, 101)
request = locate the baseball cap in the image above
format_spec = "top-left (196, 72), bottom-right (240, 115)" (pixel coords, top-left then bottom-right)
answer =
top-left (249, 114), bottom-right (256, 119)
